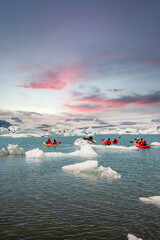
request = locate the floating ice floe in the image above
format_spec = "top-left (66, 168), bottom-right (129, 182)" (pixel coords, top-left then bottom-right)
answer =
top-left (0, 148), bottom-right (9, 156)
top-left (91, 145), bottom-right (138, 151)
top-left (127, 234), bottom-right (143, 240)
top-left (26, 145), bottom-right (97, 159)
top-left (8, 125), bottom-right (19, 133)
top-left (0, 144), bottom-right (25, 156)
top-left (150, 142), bottom-right (160, 146)
top-left (26, 148), bottom-right (45, 158)
top-left (74, 135), bottom-right (96, 146)
top-left (62, 160), bottom-right (98, 172)
top-left (62, 160), bottom-right (121, 181)
top-left (7, 144), bottom-right (25, 155)
top-left (139, 196), bottom-right (160, 207)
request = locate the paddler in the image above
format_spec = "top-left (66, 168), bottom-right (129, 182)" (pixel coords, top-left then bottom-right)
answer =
top-left (46, 138), bottom-right (52, 144)
top-left (112, 138), bottom-right (118, 144)
top-left (140, 139), bottom-right (146, 146)
top-left (104, 138), bottom-right (112, 145)
top-left (136, 138), bottom-right (140, 144)
top-left (52, 139), bottom-right (57, 144)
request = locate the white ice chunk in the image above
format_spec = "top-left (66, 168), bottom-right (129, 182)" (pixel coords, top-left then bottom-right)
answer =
top-left (74, 137), bottom-right (96, 146)
top-left (62, 160), bottom-right (98, 172)
top-left (8, 125), bottom-right (19, 133)
top-left (62, 160), bottom-right (121, 181)
top-left (127, 234), bottom-right (143, 240)
top-left (0, 148), bottom-right (9, 156)
top-left (25, 145), bottom-right (97, 159)
top-left (139, 196), bottom-right (160, 207)
top-left (150, 142), bottom-right (160, 146)
top-left (97, 166), bottom-right (121, 180)
top-left (26, 148), bottom-right (44, 158)
top-left (91, 145), bottom-right (138, 151)
top-left (7, 144), bottom-right (25, 155)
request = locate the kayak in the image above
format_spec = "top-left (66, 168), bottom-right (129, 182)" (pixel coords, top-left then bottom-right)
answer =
top-left (43, 142), bottom-right (59, 146)
top-left (101, 142), bottom-right (112, 146)
top-left (135, 143), bottom-right (150, 149)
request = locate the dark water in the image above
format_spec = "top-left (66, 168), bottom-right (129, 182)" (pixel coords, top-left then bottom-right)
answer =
top-left (0, 134), bottom-right (160, 239)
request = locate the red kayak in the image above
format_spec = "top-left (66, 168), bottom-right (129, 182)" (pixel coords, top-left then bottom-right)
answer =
top-left (43, 142), bottom-right (59, 146)
top-left (135, 143), bottom-right (150, 149)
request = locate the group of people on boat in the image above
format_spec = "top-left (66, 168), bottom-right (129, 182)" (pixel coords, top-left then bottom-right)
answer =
top-left (46, 138), bottom-right (57, 145)
top-left (135, 138), bottom-right (147, 146)
top-left (104, 138), bottom-right (118, 145)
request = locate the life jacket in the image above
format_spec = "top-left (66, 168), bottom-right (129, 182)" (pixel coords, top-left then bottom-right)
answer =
top-left (105, 140), bottom-right (112, 145)
top-left (112, 139), bottom-right (118, 144)
top-left (46, 138), bottom-right (51, 144)
top-left (140, 140), bottom-right (146, 146)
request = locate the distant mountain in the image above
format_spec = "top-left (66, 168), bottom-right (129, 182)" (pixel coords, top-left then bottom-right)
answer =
top-left (65, 118), bottom-right (107, 125)
top-left (0, 120), bottom-right (12, 128)
top-left (11, 117), bottom-right (22, 123)
top-left (120, 122), bottom-right (137, 125)
top-left (65, 118), bottom-right (94, 122)
top-left (151, 118), bottom-right (160, 122)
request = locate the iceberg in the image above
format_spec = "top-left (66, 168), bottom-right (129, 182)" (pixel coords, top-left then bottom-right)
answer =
top-left (7, 144), bottom-right (25, 155)
top-left (62, 160), bottom-right (121, 181)
top-left (96, 166), bottom-right (121, 180)
top-left (150, 142), bottom-right (160, 146)
top-left (26, 145), bottom-right (97, 159)
top-left (91, 145), bottom-right (138, 151)
top-left (139, 196), bottom-right (160, 207)
top-left (127, 234), bottom-right (143, 240)
top-left (74, 134), bottom-right (96, 146)
top-left (26, 148), bottom-right (45, 158)
top-left (62, 160), bottom-right (98, 172)
top-left (0, 148), bottom-right (9, 156)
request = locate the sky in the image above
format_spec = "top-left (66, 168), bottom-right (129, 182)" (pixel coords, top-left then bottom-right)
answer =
top-left (0, 0), bottom-right (160, 126)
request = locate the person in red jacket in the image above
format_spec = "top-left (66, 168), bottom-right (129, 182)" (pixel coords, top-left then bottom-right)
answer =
top-left (136, 138), bottom-right (140, 144)
top-left (140, 139), bottom-right (146, 146)
top-left (112, 138), bottom-right (118, 144)
top-left (46, 138), bottom-right (51, 144)
top-left (104, 138), bottom-right (112, 145)
top-left (52, 139), bottom-right (57, 144)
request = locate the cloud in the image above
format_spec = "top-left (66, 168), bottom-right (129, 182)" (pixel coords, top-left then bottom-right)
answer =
top-left (144, 58), bottom-right (160, 66)
top-left (65, 104), bottom-right (107, 113)
top-left (106, 88), bottom-right (124, 93)
top-left (18, 65), bottom-right (85, 91)
top-left (65, 91), bottom-right (160, 113)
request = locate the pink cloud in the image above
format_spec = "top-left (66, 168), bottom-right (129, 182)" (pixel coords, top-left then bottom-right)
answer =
top-left (73, 96), bottom-right (127, 109)
top-left (106, 88), bottom-right (124, 93)
top-left (143, 58), bottom-right (160, 66)
top-left (65, 91), bottom-right (160, 113)
top-left (18, 65), bottom-right (85, 91)
top-left (65, 104), bottom-right (107, 113)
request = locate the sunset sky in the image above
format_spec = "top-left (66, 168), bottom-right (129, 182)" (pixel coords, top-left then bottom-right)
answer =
top-left (1, 0), bottom-right (160, 124)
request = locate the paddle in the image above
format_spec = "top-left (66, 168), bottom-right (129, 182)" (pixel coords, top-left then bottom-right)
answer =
top-left (58, 142), bottom-right (61, 144)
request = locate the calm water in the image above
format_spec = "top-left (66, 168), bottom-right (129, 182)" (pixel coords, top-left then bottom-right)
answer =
top-left (0, 134), bottom-right (160, 240)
